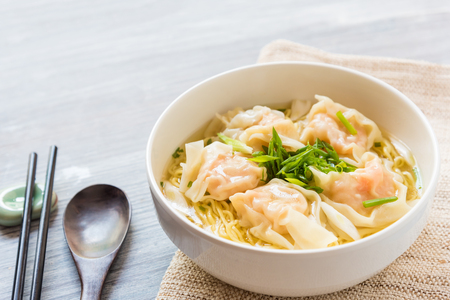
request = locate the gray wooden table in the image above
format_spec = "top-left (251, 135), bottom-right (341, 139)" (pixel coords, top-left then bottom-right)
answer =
top-left (1, 1), bottom-right (449, 299)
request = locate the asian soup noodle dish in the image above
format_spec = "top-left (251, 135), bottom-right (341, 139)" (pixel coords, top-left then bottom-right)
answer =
top-left (161, 95), bottom-right (421, 250)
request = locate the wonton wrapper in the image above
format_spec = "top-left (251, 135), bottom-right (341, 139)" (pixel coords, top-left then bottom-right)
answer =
top-left (230, 179), bottom-right (337, 250)
top-left (203, 107), bottom-right (244, 138)
top-left (300, 95), bottom-right (383, 166)
top-left (320, 202), bottom-right (361, 241)
top-left (221, 106), bottom-right (304, 151)
top-left (312, 152), bottom-right (411, 229)
top-left (163, 180), bottom-right (201, 224)
top-left (290, 99), bottom-right (313, 121)
top-left (180, 141), bottom-right (263, 203)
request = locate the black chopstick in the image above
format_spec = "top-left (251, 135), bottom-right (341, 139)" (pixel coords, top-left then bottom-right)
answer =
top-left (11, 153), bottom-right (37, 300)
top-left (30, 146), bottom-right (58, 300)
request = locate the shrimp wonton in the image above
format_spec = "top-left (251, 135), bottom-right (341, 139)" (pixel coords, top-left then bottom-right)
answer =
top-left (161, 96), bottom-right (420, 250)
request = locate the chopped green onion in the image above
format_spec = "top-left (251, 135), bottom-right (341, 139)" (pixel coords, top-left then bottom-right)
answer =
top-left (272, 128), bottom-right (282, 147)
top-left (285, 178), bottom-right (307, 186)
top-left (172, 147), bottom-right (184, 158)
top-left (217, 133), bottom-right (253, 154)
top-left (303, 168), bottom-right (313, 181)
top-left (198, 205), bottom-right (206, 212)
top-left (335, 161), bottom-right (349, 173)
top-left (206, 138), bottom-right (212, 145)
top-left (374, 142), bottom-right (381, 147)
top-left (262, 145), bottom-right (269, 154)
top-left (413, 167), bottom-right (422, 191)
top-left (304, 185), bottom-right (324, 193)
top-left (187, 181), bottom-right (193, 188)
top-left (413, 167), bottom-right (420, 179)
top-left (248, 155), bottom-right (280, 163)
top-left (252, 151), bottom-right (266, 157)
top-left (160, 182), bottom-right (164, 187)
top-left (247, 127), bottom-right (358, 193)
top-left (362, 197), bottom-right (398, 208)
top-left (336, 111), bottom-right (357, 135)
top-left (277, 108), bottom-right (286, 112)
top-left (285, 178), bottom-right (323, 193)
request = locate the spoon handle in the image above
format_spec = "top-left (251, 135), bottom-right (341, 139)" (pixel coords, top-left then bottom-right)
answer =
top-left (74, 254), bottom-right (115, 300)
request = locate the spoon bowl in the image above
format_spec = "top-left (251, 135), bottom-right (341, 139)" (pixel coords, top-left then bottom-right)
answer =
top-left (63, 184), bottom-right (131, 300)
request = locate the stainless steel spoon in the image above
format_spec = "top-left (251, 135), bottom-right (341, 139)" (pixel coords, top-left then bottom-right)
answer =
top-left (63, 184), bottom-right (131, 300)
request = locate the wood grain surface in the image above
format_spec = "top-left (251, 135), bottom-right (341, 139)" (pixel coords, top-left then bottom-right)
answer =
top-left (1, 1), bottom-right (449, 299)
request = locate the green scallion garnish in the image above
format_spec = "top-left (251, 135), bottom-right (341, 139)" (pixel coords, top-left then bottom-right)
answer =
top-left (336, 111), bottom-right (357, 135)
top-left (249, 127), bottom-right (356, 193)
top-left (413, 167), bottom-right (422, 191)
top-left (248, 155), bottom-right (280, 163)
top-left (374, 142), bottom-right (381, 147)
top-left (362, 197), bottom-right (398, 208)
top-left (285, 178), bottom-right (307, 186)
top-left (199, 205), bottom-right (206, 212)
top-left (172, 147), bottom-right (184, 158)
top-left (206, 138), bottom-right (212, 145)
top-left (217, 133), bottom-right (253, 154)
top-left (160, 182), bottom-right (164, 187)
top-left (187, 181), bottom-right (193, 188)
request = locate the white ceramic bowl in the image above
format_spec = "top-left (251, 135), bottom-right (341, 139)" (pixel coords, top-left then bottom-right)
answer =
top-left (146, 62), bottom-right (440, 297)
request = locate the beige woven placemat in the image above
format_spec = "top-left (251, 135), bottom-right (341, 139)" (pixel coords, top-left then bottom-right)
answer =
top-left (157, 40), bottom-right (450, 300)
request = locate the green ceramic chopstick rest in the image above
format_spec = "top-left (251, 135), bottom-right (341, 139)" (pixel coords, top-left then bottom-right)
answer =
top-left (0, 184), bottom-right (58, 226)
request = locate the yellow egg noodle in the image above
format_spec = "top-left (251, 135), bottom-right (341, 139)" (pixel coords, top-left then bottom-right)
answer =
top-left (162, 96), bottom-right (420, 250)
top-left (166, 146), bottom-right (282, 249)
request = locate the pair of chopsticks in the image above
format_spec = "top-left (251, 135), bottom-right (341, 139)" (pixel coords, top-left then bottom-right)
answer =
top-left (11, 146), bottom-right (58, 300)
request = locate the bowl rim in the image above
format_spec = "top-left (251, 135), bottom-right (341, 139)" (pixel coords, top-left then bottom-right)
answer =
top-left (146, 61), bottom-right (441, 255)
